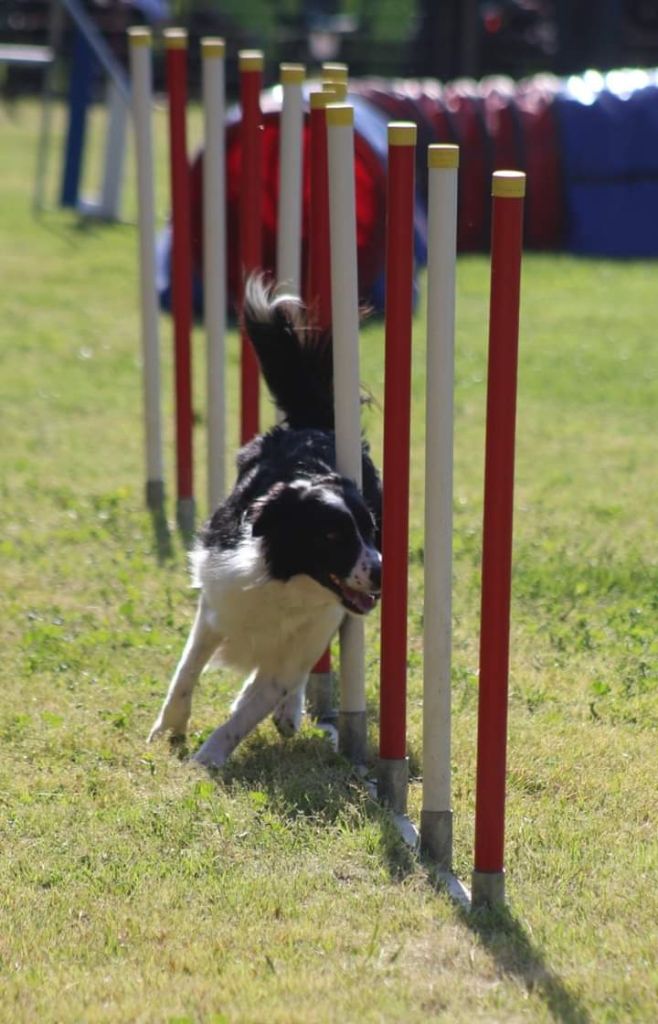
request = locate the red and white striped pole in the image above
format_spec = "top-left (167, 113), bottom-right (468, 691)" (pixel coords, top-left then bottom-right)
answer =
top-left (378, 123), bottom-right (417, 813)
top-left (472, 170), bottom-right (526, 909)
top-left (238, 50), bottom-right (263, 445)
top-left (164, 29), bottom-right (194, 535)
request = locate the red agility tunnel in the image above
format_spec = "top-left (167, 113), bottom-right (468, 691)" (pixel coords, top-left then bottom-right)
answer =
top-left (515, 77), bottom-right (563, 249)
top-left (174, 76), bottom-right (565, 326)
top-left (348, 75), bottom-right (564, 253)
top-left (189, 98), bottom-right (388, 317)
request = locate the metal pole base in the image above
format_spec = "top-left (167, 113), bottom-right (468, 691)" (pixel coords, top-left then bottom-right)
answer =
top-left (306, 671), bottom-right (336, 722)
top-left (377, 757), bottom-right (408, 814)
top-left (420, 808), bottom-right (453, 871)
top-left (176, 496), bottom-right (196, 540)
top-left (338, 709), bottom-right (367, 765)
top-left (146, 479), bottom-right (165, 511)
top-left (471, 869), bottom-right (505, 909)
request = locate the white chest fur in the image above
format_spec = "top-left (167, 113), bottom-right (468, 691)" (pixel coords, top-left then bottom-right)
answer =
top-left (190, 540), bottom-right (344, 682)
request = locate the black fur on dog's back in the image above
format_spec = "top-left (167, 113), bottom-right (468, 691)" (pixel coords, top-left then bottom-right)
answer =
top-left (242, 274), bottom-right (335, 431)
top-left (201, 275), bottom-right (382, 551)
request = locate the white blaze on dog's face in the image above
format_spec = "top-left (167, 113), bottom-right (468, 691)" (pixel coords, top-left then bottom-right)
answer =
top-left (250, 479), bottom-right (381, 616)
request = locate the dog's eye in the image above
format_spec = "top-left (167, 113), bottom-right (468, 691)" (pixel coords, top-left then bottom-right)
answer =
top-left (324, 530), bottom-right (340, 544)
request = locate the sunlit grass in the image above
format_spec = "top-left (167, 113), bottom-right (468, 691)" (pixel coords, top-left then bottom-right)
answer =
top-left (1, 100), bottom-right (656, 1023)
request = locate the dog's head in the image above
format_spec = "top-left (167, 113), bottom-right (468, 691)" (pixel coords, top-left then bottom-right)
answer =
top-left (250, 478), bottom-right (381, 616)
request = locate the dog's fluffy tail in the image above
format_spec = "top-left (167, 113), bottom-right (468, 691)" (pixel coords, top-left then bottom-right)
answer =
top-left (242, 273), bottom-right (334, 431)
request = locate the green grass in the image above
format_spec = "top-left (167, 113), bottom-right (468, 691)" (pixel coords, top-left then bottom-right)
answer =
top-left (1, 100), bottom-right (657, 1023)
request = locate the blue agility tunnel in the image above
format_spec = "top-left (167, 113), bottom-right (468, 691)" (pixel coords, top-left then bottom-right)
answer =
top-left (555, 70), bottom-right (658, 257)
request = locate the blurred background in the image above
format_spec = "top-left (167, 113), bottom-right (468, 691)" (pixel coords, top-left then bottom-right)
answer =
top-left (3, 0), bottom-right (658, 97)
top-left (4, 1), bottom-right (658, 262)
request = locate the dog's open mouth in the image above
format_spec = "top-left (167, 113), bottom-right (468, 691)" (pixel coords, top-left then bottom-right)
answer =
top-left (329, 573), bottom-right (380, 615)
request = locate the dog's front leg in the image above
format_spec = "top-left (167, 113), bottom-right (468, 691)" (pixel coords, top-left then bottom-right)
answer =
top-left (148, 598), bottom-right (222, 742)
top-left (192, 670), bottom-right (290, 768)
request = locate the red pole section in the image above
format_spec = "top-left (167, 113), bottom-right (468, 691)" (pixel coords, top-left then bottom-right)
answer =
top-left (306, 91), bottom-right (332, 330)
top-left (379, 123), bottom-right (417, 783)
top-left (472, 170), bottom-right (525, 906)
top-left (164, 30), bottom-right (194, 524)
top-left (239, 50), bottom-right (263, 444)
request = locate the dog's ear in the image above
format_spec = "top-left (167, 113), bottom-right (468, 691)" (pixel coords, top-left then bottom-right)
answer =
top-left (250, 482), bottom-right (303, 537)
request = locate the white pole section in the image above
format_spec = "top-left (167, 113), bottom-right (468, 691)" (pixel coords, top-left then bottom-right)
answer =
top-left (202, 37), bottom-right (227, 512)
top-left (276, 63), bottom-right (305, 295)
top-left (128, 27), bottom-right (164, 509)
top-left (420, 143), bottom-right (459, 869)
top-left (326, 105), bottom-right (362, 487)
top-left (99, 78), bottom-right (128, 220)
top-left (326, 103), bottom-right (366, 763)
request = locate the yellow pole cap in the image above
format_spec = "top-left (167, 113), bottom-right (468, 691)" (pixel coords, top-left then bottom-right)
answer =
top-left (163, 28), bottom-right (187, 50)
top-left (492, 170), bottom-right (526, 198)
top-left (201, 37), bottom-right (225, 58)
top-left (388, 122), bottom-right (417, 146)
top-left (323, 80), bottom-right (348, 101)
top-left (428, 143), bottom-right (460, 169)
top-left (239, 50), bottom-right (264, 72)
top-left (310, 89), bottom-right (333, 110)
top-left (322, 62), bottom-right (348, 83)
top-left (326, 104), bottom-right (354, 127)
top-left (280, 63), bottom-right (305, 85)
top-left (128, 27), bottom-right (151, 47)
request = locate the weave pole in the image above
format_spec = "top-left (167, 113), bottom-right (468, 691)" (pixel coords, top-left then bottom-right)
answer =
top-left (326, 104), bottom-right (366, 763)
top-left (201, 38), bottom-right (227, 512)
top-left (306, 89), bottom-right (337, 720)
top-left (276, 63), bottom-right (305, 295)
top-left (307, 91), bottom-right (333, 330)
top-left (164, 29), bottom-right (195, 534)
top-left (127, 28), bottom-right (164, 511)
top-left (378, 122), bottom-right (417, 813)
top-left (472, 170), bottom-right (526, 909)
top-left (98, 80), bottom-right (127, 220)
top-left (238, 50), bottom-right (264, 445)
top-left (420, 144), bottom-right (459, 868)
top-left (307, 84), bottom-right (339, 718)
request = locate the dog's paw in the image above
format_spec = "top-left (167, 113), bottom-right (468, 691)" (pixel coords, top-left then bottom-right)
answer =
top-left (147, 704), bottom-right (189, 743)
top-left (191, 742), bottom-right (227, 770)
top-left (147, 720), bottom-right (165, 743)
top-left (272, 689), bottom-right (304, 738)
top-left (272, 712), bottom-right (299, 738)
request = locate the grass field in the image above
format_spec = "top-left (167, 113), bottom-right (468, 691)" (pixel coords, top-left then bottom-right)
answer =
top-left (1, 100), bottom-right (657, 1023)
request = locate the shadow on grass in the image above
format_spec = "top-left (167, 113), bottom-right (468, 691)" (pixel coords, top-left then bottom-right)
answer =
top-left (454, 901), bottom-right (591, 1024)
top-left (192, 727), bottom-right (589, 1024)
top-left (150, 505), bottom-right (173, 563)
top-left (195, 729), bottom-right (417, 881)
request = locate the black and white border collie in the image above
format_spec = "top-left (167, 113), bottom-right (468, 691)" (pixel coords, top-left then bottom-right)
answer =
top-left (148, 274), bottom-right (382, 768)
